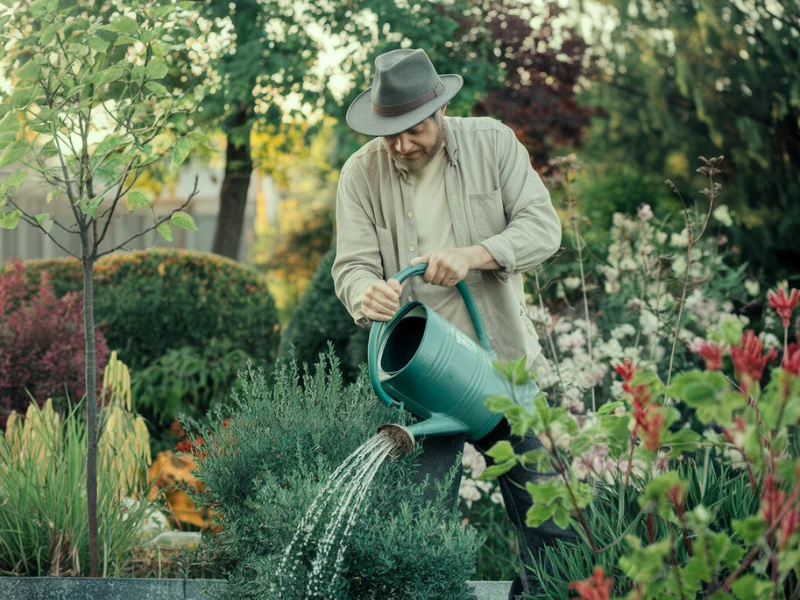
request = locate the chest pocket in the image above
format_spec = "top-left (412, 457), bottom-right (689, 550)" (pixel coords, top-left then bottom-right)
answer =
top-left (469, 189), bottom-right (506, 240)
top-left (376, 225), bottom-right (397, 277)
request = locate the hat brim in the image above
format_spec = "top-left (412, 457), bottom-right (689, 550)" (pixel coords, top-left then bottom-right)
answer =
top-left (346, 74), bottom-right (463, 137)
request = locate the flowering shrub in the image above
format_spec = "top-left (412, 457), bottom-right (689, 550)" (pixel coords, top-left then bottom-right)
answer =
top-left (0, 259), bottom-right (108, 425)
top-left (480, 157), bottom-right (800, 598)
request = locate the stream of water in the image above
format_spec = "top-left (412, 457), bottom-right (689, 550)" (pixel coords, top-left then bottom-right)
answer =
top-left (269, 431), bottom-right (404, 599)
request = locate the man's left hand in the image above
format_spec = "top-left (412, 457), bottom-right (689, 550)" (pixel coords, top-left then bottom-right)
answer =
top-left (410, 248), bottom-right (473, 286)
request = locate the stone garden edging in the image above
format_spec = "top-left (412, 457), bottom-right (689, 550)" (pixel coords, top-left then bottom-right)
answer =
top-left (0, 577), bottom-right (512, 599)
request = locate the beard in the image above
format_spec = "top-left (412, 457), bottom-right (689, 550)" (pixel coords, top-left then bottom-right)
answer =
top-left (391, 121), bottom-right (446, 172)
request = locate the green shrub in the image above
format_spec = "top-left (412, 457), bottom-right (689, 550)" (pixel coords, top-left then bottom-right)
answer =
top-left (185, 349), bottom-right (482, 600)
top-left (131, 338), bottom-right (267, 453)
top-left (279, 247), bottom-right (369, 383)
top-left (19, 249), bottom-right (281, 370)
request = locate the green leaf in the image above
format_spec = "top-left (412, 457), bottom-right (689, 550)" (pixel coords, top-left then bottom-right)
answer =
top-left (35, 213), bottom-right (53, 233)
top-left (552, 505), bottom-right (571, 529)
top-left (93, 67), bottom-right (125, 87)
top-left (126, 190), bottom-right (151, 211)
top-left (93, 134), bottom-right (125, 159)
top-left (528, 480), bottom-right (563, 506)
top-left (0, 171), bottom-right (27, 195)
top-left (145, 58), bottom-right (168, 80)
top-left (0, 111), bottom-right (19, 135)
top-left (484, 394), bottom-right (516, 414)
top-left (15, 59), bottom-right (42, 81)
top-left (478, 457), bottom-right (517, 480)
top-left (114, 34), bottom-right (138, 47)
top-left (111, 16), bottom-right (138, 34)
top-left (88, 36), bottom-right (110, 54)
top-left (485, 440), bottom-right (514, 463)
top-left (173, 137), bottom-right (190, 166)
top-left (526, 503), bottom-right (556, 527)
top-left (598, 401), bottom-right (624, 416)
top-left (156, 222), bottom-right (173, 242)
top-left (170, 211), bottom-right (198, 231)
top-left (731, 516), bottom-right (767, 544)
top-left (730, 575), bottom-right (771, 599)
top-left (0, 139), bottom-right (29, 169)
top-left (10, 86), bottom-right (38, 109)
top-left (0, 209), bottom-right (21, 229)
top-left (145, 81), bottom-right (168, 96)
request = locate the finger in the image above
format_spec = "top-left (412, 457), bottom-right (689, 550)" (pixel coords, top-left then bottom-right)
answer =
top-left (386, 278), bottom-right (403, 297)
top-left (432, 267), bottom-right (451, 286)
top-left (410, 252), bottom-right (431, 267)
top-left (376, 281), bottom-right (401, 304)
top-left (364, 298), bottom-right (396, 320)
top-left (365, 306), bottom-right (392, 321)
top-left (368, 292), bottom-right (399, 313)
top-left (424, 261), bottom-right (438, 284)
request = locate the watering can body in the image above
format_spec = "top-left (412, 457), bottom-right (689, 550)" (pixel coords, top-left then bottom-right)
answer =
top-left (368, 264), bottom-right (539, 442)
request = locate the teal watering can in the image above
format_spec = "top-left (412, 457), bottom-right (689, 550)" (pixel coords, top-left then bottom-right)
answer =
top-left (368, 263), bottom-right (539, 456)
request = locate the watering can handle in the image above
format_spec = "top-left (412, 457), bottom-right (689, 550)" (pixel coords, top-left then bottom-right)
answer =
top-left (368, 263), bottom-right (493, 408)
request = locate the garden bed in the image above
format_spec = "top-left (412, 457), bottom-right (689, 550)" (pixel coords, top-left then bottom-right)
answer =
top-left (0, 577), bottom-right (511, 600)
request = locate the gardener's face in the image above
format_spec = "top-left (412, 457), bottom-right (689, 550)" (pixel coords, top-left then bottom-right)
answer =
top-left (381, 106), bottom-right (447, 172)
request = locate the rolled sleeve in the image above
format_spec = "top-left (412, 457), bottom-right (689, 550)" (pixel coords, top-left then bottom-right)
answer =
top-left (331, 167), bottom-right (382, 329)
top-left (483, 126), bottom-right (562, 282)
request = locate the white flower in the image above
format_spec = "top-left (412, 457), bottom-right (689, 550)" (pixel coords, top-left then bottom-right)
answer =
top-left (712, 205), bottom-right (733, 227)
top-left (744, 280), bottom-right (760, 297)
top-left (563, 276), bottom-right (581, 290)
top-left (670, 229), bottom-right (689, 247)
top-left (611, 324), bottom-right (636, 340)
top-left (637, 203), bottom-right (654, 221)
top-left (759, 332), bottom-right (781, 350)
top-left (656, 231), bottom-right (668, 244)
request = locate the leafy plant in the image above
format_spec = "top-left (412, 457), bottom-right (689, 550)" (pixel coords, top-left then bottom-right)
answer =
top-left (0, 0), bottom-right (227, 574)
top-left (184, 349), bottom-right (483, 599)
top-left (0, 258), bottom-right (109, 426)
top-left (481, 158), bottom-right (800, 598)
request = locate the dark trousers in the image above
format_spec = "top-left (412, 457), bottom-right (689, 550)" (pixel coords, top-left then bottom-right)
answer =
top-left (412, 418), bottom-right (576, 600)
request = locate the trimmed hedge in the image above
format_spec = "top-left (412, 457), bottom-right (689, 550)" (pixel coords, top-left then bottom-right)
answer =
top-left (18, 249), bottom-right (281, 371)
top-left (278, 247), bottom-right (368, 382)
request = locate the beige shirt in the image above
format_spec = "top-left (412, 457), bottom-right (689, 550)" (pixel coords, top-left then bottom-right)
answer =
top-left (331, 116), bottom-right (562, 366)
top-left (409, 144), bottom-right (478, 343)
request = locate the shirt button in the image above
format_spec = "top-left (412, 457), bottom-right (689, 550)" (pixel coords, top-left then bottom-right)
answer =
top-left (408, 295), bottom-right (413, 302)
top-left (407, 211), bottom-right (413, 218)
top-left (409, 245), bottom-right (414, 252)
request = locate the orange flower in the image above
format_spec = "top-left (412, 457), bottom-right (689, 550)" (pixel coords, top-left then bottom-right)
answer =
top-left (569, 566), bottom-right (613, 600)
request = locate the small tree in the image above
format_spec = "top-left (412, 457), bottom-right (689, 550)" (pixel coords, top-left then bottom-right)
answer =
top-left (0, 0), bottom-right (230, 576)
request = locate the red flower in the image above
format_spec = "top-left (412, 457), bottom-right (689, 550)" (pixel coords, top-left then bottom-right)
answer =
top-left (569, 566), bottom-right (613, 600)
top-left (767, 287), bottom-right (800, 328)
top-left (781, 509), bottom-right (799, 551)
top-left (615, 357), bottom-right (637, 393)
top-left (761, 474), bottom-right (786, 528)
top-left (630, 383), bottom-right (665, 451)
top-left (783, 343), bottom-right (800, 376)
top-left (694, 341), bottom-right (724, 371)
top-left (730, 331), bottom-right (778, 394)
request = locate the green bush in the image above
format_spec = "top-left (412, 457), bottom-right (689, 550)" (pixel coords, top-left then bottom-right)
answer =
top-left (131, 338), bottom-right (268, 453)
top-left (279, 247), bottom-right (369, 383)
top-left (19, 249), bottom-right (281, 371)
top-left (185, 350), bottom-right (482, 600)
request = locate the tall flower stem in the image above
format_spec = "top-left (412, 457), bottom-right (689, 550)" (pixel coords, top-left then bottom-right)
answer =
top-left (564, 173), bottom-right (596, 412)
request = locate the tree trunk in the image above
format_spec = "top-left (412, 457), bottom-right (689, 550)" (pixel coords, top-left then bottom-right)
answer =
top-left (212, 110), bottom-right (253, 260)
top-left (82, 252), bottom-right (100, 577)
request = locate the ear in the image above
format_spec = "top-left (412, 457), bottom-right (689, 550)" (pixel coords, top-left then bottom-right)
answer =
top-left (441, 103), bottom-right (449, 117)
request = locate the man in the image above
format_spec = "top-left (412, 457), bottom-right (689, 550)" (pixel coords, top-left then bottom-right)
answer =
top-left (331, 48), bottom-right (571, 599)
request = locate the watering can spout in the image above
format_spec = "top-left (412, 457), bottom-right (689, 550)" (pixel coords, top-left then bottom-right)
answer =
top-left (377, 414), bottom-right (469, 460)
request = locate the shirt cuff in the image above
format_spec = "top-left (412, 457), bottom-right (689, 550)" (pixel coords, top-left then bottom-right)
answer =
top-left (480, 235), bottom-right (516, 282)
top-left (351, 277), bottom-right (376, 329)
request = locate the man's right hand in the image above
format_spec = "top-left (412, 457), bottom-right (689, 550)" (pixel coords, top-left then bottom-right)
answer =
top-left (361, 279), bottom-right (404, 321)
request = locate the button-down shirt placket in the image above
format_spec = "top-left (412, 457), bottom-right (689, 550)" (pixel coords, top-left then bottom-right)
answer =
top-left (400, 174), bottom-right (417, 303)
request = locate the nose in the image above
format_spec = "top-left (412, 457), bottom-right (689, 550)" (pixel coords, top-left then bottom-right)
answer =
top-left (393, 133), bottom-right (414, 155)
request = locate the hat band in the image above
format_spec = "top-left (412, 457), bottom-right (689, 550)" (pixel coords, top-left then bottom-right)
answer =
top-left (372, 81), bottom-right (444, 117)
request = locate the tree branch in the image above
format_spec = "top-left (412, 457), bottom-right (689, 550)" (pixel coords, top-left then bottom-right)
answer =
top-left (7, 198), bottom-right (79, 258)
top-left (96, 176), bottom-right (200, 259)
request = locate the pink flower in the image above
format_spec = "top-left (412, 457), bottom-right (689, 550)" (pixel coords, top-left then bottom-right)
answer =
top-left (730, 330), bottom-right (778, 394)
top-left (767, 287), bottom-right (800, 328)
top-left (783, 343), bottom-right (800, 376)
top-left (694, 340), bottom-right (724, 371)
